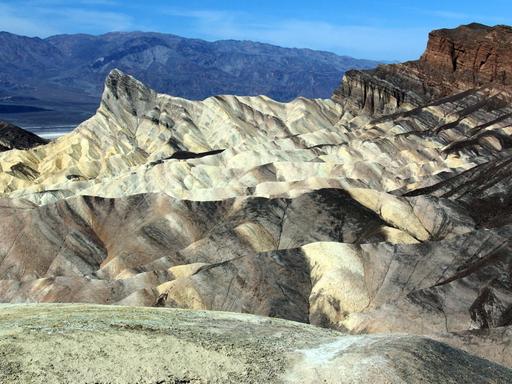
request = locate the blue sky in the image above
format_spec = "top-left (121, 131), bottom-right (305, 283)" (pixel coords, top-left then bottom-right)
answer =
top-left (0, 0), bottom-right (510, 60)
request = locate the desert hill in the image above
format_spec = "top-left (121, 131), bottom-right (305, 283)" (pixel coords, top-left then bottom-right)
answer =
top-left (0, 121), bottom-right (47, 151)
top-left (0, 23), bottom-right (511, 381)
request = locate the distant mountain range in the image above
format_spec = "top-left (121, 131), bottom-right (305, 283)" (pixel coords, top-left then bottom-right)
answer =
top-left (0, 31), bottom-right (381, 129)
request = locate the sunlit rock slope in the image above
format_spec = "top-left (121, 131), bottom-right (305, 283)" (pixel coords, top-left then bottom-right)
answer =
top-left (0, 24), bottom-right (512, 375)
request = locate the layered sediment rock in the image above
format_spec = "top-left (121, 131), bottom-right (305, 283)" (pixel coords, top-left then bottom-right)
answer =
top-left (3, 69), bottom-right (512, 204)
top-left (332, 65), bottom-right (430, 115)
top-left (0, 24), bottom-right (512, 376)
top-left (419, 23), bottom-right (512, 89)
top-left (334, 23), bottom-right (512, 116)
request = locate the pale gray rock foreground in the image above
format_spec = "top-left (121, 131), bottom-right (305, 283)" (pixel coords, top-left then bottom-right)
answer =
top-left (0, 304), bottom-right (510, 384)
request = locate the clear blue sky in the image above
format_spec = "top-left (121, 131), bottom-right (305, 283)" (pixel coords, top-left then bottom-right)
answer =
top-left (0, 0), bottom-right (510, 60)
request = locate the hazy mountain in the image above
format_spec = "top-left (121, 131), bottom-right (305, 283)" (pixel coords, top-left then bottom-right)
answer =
top-left (0, 31), bottom-right (380, 103)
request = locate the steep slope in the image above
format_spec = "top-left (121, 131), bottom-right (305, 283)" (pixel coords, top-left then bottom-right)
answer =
top-left (419, 23), bottom-right (512, 89)
top-left (1, 69), bottom-right (511, 205)
top-left (333, 23), bottom-right (512, 115)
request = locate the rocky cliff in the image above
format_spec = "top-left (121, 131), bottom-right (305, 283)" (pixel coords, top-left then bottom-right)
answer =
top-left (419, 23), bottom-right (512, 89)
top-left (333, 66), bottom-right (428, 115)
top-left (334, 23), bottom-right (512, 115)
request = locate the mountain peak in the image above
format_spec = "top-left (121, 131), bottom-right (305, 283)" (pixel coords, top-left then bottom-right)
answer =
top-left (101, 69), bottom-right (156, 117)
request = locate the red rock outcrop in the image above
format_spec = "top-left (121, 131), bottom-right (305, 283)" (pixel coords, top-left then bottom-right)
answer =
top-left (419, 23), bottom-right (512, 89)
top-left (334, 23), bottom-right (512, 114)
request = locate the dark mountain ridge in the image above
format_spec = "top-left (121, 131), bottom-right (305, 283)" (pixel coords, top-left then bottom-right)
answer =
top-left (0, 121), bottom-right (48, 151)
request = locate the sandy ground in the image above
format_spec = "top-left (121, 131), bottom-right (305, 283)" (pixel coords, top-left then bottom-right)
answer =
top-left (0, 304), bottom-right (510, 383)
